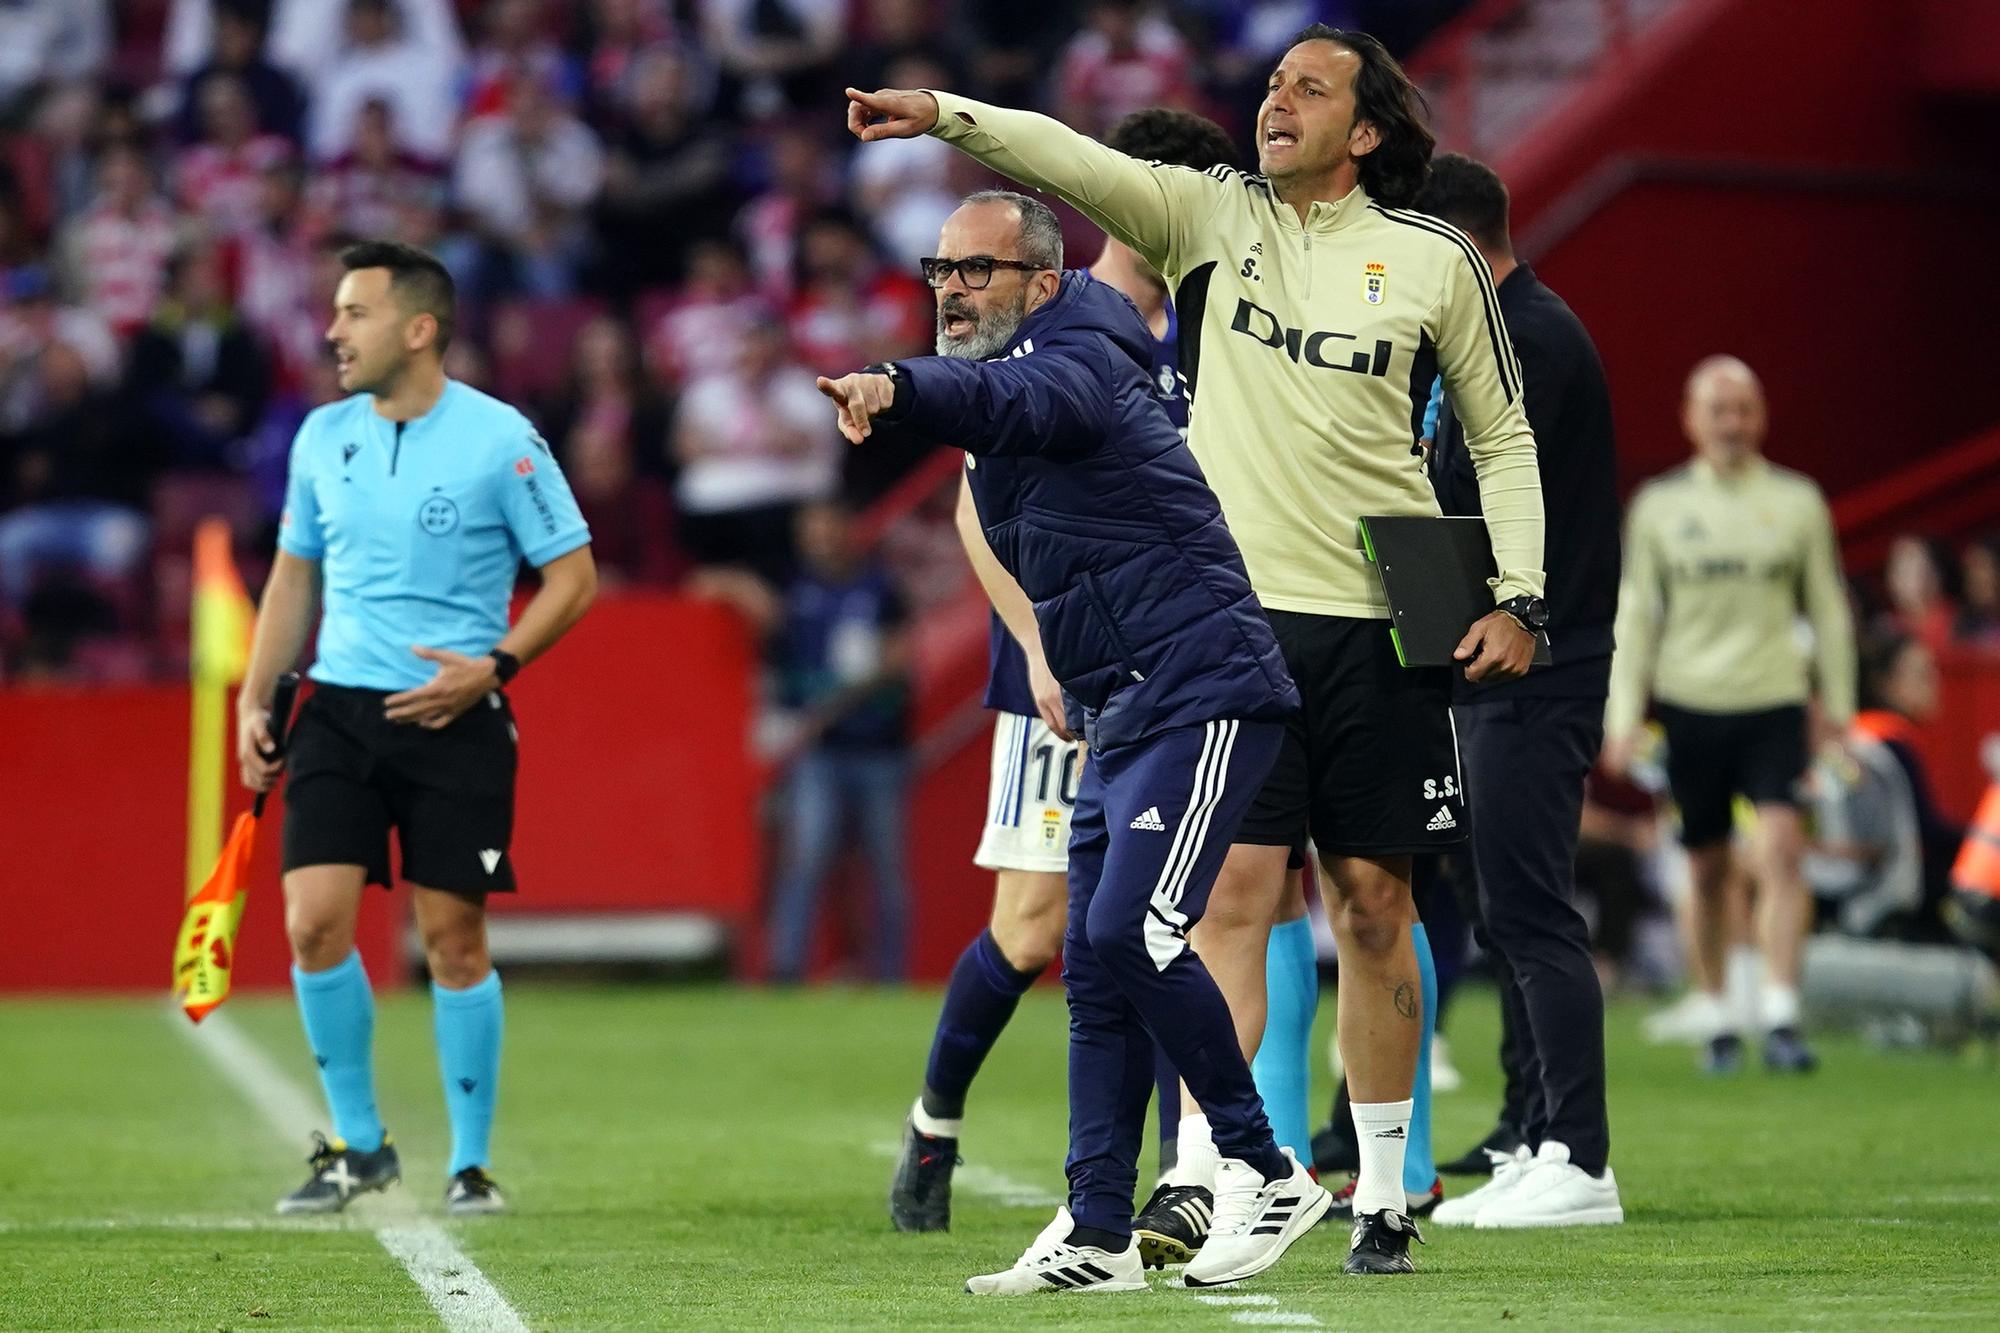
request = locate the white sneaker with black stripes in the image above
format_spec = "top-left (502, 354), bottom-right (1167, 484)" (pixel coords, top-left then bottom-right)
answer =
top-left (965, 1207), bottom-right (1148, 1295)
top-left (1183, 1149), bottom-right (1332, 1288)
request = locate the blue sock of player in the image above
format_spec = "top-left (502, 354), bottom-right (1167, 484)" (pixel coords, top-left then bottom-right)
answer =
top-left (433, 970), bottom-right (504, 1174)
top-left (1404, 922), bottom-right (1439, 1196)
top-left (293, 951), bottom-right (384, 1152)
top-left (1250, 916), bottom-right (1318, 1163)
top-left (918, 930), bottom-right (1042, 1127)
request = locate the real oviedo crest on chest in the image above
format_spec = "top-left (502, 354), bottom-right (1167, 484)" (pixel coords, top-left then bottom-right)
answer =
top-left (1364, 262), bottom-right (1387, 306)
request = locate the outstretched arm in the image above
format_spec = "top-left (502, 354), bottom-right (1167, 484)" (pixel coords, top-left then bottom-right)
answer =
top-left (845, 86), bottom-right (1225, 279)
top-left (817, 341), bottom-right (1112, 460)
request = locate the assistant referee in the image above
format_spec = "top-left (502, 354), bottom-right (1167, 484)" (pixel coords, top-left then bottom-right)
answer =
top-left (846, 24), bottom-right (1546, 1273)
top-left (237, 240), bottom-right (596, 1216)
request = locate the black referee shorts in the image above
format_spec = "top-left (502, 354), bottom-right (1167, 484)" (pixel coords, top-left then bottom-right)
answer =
top-left (1236, 612), bottom-right (1467, 857)
top-left (282, 684), bottom-right (519, 898)
top-left (1656, 702), bottom-right (1807, 848)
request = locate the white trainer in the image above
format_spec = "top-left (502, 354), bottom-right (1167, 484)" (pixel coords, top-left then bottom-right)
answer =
top-left (965, 1207), bottom-right (1149, 1294)
top-left (1474, 1141), bottom-right (1624, 1229)
top-left (1183, 1149), bottom-right (1332, 1288)
top-left (1428, 1145), bottom-right (1533, 1227)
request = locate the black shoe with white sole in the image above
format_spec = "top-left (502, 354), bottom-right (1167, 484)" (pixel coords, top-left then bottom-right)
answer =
top-left (276, 1132), bottom-right (400, 1215)
top-left (446, 1166), bottom-right (507, 1215)
top-left (1132, 1182), bottom-right (1212, 1268)
top-left (1344, 1209), bottom-right (1424, 1275)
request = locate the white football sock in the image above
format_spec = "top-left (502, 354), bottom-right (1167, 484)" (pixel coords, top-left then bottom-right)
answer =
top-left (910, 1097), bottom-right (962, 1139)
top-left (1166, 1112), bottom-right (1219, 1189)
top-left (1763, 983), bottom-right (1801, 1031)
top-left (1724, 946), bottom-right (1763, 1036)
top-left (1350, 1098), bottom-right (1413, 1217)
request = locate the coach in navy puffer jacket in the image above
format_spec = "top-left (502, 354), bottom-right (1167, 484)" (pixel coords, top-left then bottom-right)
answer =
top-left (873, 268), bottom-right (1298, 752)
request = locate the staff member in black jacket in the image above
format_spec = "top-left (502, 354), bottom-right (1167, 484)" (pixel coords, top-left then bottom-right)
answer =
top-left (1419, 154), bottom-right (1625, 1229)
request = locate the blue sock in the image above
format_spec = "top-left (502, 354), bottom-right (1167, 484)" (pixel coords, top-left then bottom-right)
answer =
top-left (1250, 916), bottom-right (1319, 1163)
top-left (921, 931), bottom-right (1042, 1119)
top-left (1405, 923), bottom-right (1439, 1194)
top-left (293, 951), bottom-right (384, 1152)
top-left (433, 970), bottom-right (504, 1175)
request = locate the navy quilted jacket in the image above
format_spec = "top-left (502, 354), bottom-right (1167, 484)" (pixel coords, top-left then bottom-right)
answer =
top-left (879, 270), bottom-right (1297, 750)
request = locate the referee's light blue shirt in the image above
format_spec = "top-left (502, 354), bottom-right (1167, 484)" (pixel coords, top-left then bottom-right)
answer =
top-left (278, 380), bottom-right (591, 691)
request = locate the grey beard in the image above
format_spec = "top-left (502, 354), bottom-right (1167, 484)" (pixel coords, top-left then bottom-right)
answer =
top-left (936, 298), bottom-right (1027, 360)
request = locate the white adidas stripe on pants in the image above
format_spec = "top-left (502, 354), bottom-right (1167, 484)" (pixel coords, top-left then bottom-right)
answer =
top-left (1142, 719), bottom-right (1239, 970)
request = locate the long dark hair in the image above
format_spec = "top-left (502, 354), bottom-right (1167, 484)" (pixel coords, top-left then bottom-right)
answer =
top-left (1286, 25), bottom-right (1435, 208)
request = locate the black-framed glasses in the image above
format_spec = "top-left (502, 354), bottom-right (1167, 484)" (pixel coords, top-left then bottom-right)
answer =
top-left (919, 255), bottom-right (1045, 290)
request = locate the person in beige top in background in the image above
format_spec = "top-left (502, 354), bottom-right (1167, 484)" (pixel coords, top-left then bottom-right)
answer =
top-left (1605, 355), bottom-right (1856, 1076)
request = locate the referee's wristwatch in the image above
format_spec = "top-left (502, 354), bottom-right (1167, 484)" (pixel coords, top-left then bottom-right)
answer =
top-left (489, 649), bottom-right (521, 686)
top-left (1495, 595), bottom-right (1549, 634)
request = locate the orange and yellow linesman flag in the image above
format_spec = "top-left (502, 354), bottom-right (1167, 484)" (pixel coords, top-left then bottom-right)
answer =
top-left (172, 670), bottom-right (297, 1022)
top-left (173, 802), bottom-right (260, 1022)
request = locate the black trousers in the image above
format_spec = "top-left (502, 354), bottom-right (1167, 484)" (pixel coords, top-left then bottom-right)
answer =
top-left (1455, 693), bottom-right (1611, 1175)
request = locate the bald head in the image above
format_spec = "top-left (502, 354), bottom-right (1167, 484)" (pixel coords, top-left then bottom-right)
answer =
top-left (1682, 354), bottom-right (1766, 470)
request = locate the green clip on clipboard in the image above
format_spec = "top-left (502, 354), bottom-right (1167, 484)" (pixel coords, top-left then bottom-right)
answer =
top-left (1358, 515), bottom-right (1553, 669)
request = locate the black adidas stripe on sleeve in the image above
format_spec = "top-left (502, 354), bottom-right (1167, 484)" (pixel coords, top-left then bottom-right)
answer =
top-left (1370, 205), bottom-right (1523, 404)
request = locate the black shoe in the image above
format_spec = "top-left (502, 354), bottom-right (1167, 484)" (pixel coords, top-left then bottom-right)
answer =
top-left (1438, 1121), bottom-right (1524, 1177)
top-left (1344, 1209), bottom-right (1424, 1275)
top-left (888, 1117), bottom-right (958, 1232)
top-left (1132, 1182), bottom-right (1213, 1269)
top-left (276, 1132), bottom-right (400, 1215)
top-left (446, 1166), bottom-right (507, 1215)
top-left (1310, 1123), bottom-right (1359, 1176)
top-left (1763, 1026), bottom-right (1819, 1074)
top-left (1702, 1032), bottom-right (1746, 1075)
top-left (1328, 1175), bottom-right (1444, 1221)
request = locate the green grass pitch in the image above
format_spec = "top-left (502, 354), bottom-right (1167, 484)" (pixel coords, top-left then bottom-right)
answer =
top-left (2, 984), bottom-right (1996, 1330)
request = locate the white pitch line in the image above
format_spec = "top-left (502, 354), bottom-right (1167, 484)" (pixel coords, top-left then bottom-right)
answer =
top-left (0, 1215), bottom-right (353, 1233)
top-left (1193, 1294), bottom-right (1279, 1307)
top-left (171, 1007), bottom-right (529, 1333)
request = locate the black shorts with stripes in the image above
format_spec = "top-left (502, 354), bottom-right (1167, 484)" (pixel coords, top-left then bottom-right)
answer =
top-left (1234, 612), bottom-right (1467, 857)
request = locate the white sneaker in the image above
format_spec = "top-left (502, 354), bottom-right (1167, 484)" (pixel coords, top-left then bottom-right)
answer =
top-left (965, 1207), bottom-right (1149, 1294)
top-left (1183, 1149), bottom-right (1332, 1288)
top-left (1428, 1145), bottom-right (1533, 1227)
top-left (1431, 1035), bottom-right (1463, 1093)
top-left (1474, 1141), bottom-right (1624, 1229)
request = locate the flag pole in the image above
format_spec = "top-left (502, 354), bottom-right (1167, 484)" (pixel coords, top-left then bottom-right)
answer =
top-left (184, 518), bottom-right (253, 898)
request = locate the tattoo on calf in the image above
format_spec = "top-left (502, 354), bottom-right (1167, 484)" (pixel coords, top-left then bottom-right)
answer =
top-left (1392, 982), bottom-right (1418, 1020)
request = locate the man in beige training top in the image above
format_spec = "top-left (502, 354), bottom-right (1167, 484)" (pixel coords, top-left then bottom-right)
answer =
top-left (1605, 355), bottom-right (1855, 1077)
top-left (848, 23), bottom-right (1545, 1274)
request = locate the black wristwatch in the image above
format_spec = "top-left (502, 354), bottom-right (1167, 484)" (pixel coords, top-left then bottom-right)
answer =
top-left (1495, 595), bottom-right (1548, 633)
top-left (864, 361), bottom-right (913, 421)
top-left (489, 649), bottom-right (521, 685)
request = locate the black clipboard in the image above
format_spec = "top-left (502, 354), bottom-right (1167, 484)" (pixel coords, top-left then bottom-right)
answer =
top-left (1358, 515), bottom-right (1552, 669)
